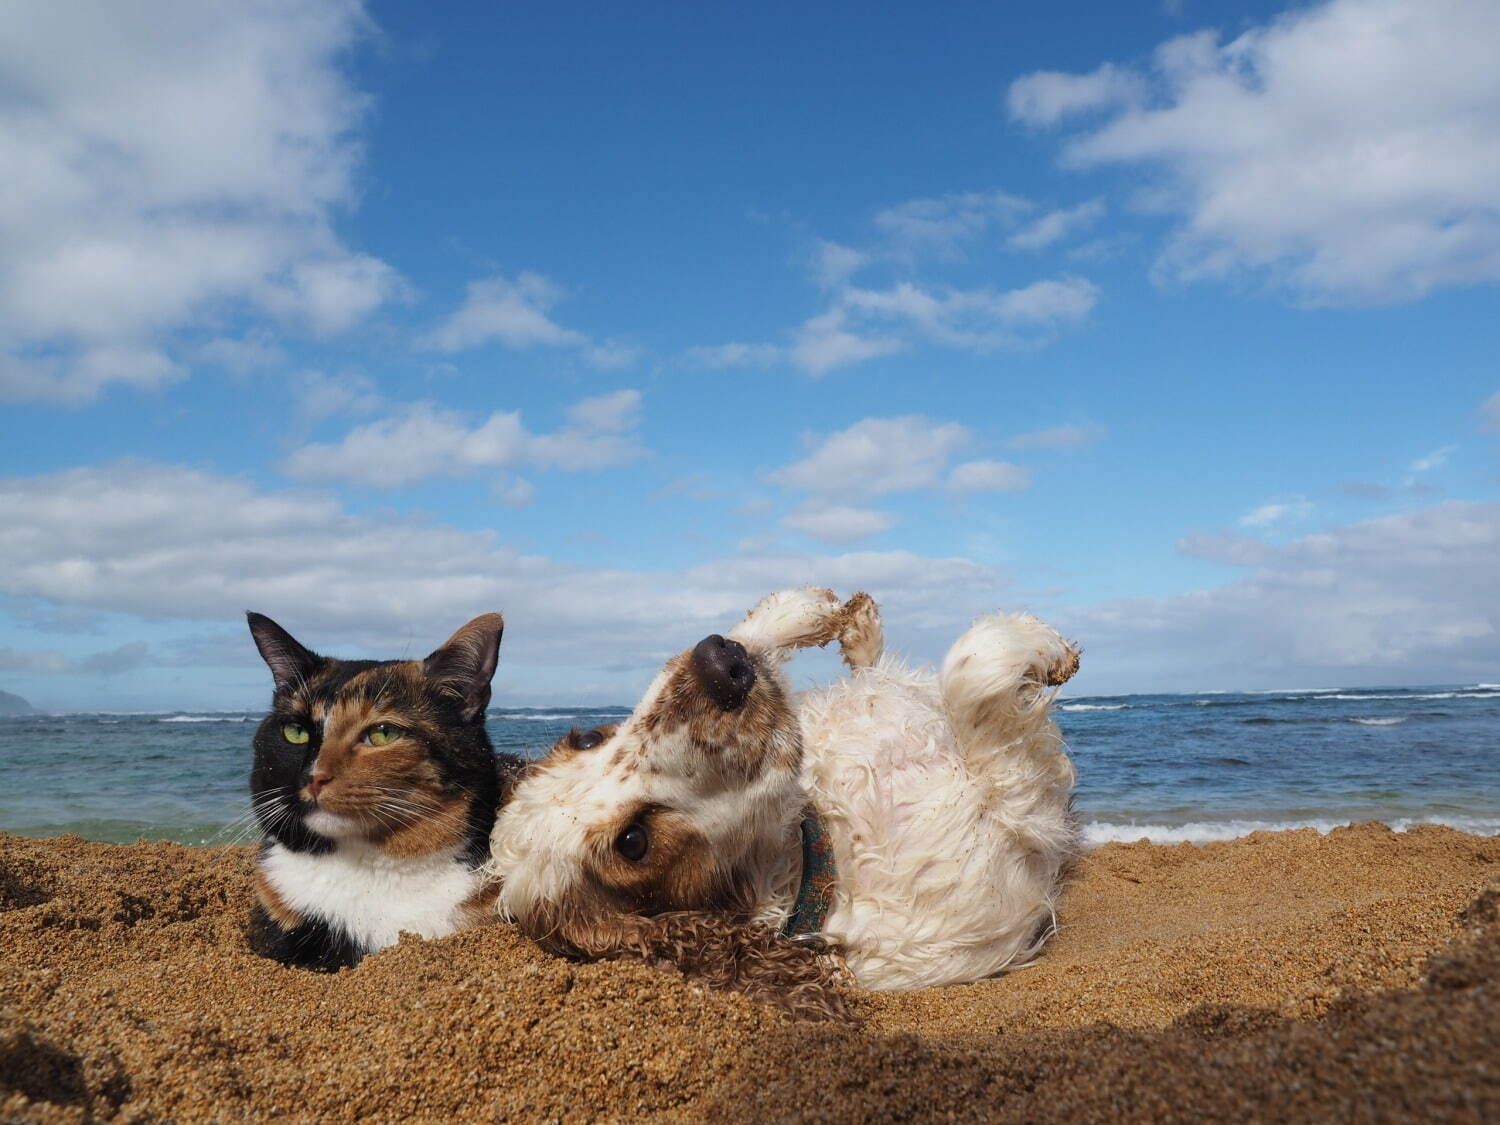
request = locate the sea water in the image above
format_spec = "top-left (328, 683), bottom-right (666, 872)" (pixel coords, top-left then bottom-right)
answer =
top-left (1, 688), bottom-right (1496, 847)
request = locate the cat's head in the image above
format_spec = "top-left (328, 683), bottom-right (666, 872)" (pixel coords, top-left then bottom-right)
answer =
top-left (246, 613), bottom-right (505, 860)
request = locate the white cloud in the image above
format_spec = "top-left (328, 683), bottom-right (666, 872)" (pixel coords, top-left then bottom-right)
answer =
top-left (1008, 423), bottom-right (1105, 450)
top-left (1239, 498), bottom-right (1314, 528)
top-left (421, 272), bottom-right (634, 369)
top-left (494, 477), bottom-right (536, 509)
top-left (1007, 63), bottom-right (1145, 127)
top-left (685, 342), bottom-right (784, 370)
top-left (423, 273), bottom-right (582, 351)
top-left (1175, 532), bottom-right (1273, 567)
top-left (8, 464), bottom-right (1498, 696)
top-left (790, 276), bottom-right (1099, 373)
top-left (1408, 445), bottom-right (1455, 474)
top-left (293, 370), bottom-right (383, 424)
top-left (1014, 0), bottom-right (1500, 304)
top-left (197, 332), bottom-right (287, 374)
top-left (1480, 391), bottom-right (1500, 432)
top-left (781, 504), bottom-right (897, 544)
top-left (284, 389), bottom-right (646, 487)
top-left (1067, 501), bottom-right (1500, 688)
top-left (0, 642), bottom-right (150, 676)
top-left (1007, 200), bottom-right (1106, 251)
top-left (0, 461), bottom-right (1006, 683)
top-left (873, 191), bottom-right (1031, 258)
top-left (811, 240), bottom-right (869, 288)
top-left (789, 310), bottom-right (904, 376)
top-left (0, 0), bottom-right (401, 404)
top-left (768, 416), bottom-right (970, 497)
top-left (948, 459), bottom-right (1031, 493)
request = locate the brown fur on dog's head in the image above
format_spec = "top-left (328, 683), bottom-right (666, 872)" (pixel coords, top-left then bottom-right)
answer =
top-left (487, 588), bottom-right (874, 1020)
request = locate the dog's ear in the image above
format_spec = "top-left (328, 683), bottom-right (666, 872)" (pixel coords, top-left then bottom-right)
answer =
top-left (525, 907), bottom-right (856, 1023)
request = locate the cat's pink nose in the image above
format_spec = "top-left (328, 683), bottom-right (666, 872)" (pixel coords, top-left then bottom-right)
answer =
top-left (307, 772), bottom-right (333, 800)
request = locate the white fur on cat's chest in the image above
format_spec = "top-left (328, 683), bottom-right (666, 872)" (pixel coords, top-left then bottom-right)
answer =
top-left (260, 840), bottom-right (484, 954)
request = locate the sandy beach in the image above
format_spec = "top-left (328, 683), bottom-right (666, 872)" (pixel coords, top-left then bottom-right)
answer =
top-left (2, 822), bottom-right (1496, 1121)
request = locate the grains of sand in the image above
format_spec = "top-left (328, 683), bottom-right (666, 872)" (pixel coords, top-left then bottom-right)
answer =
top-left (2, 823), bottom-right (1496, 1121)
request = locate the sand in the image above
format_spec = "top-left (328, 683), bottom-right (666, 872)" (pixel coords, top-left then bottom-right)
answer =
top-left (2, 823), bottom-right (1496, 1122)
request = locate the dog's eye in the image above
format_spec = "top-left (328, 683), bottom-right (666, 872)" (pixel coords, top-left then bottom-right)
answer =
top-left (615, 822), bottom-right (649, 863)
top-left (570, 727), bottom-right (605, 750)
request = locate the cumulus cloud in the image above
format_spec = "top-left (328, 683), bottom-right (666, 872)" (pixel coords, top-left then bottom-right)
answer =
top-left (284, 389), bottom-right (647, 487)
top-left (873, 191), bottom-right (1031, 259)
top-left (1010, 0), bottom-right (1500, 304)
top-left (789, 276), bottom-right (1098, 374)
top-left (0, 461), bottom-right (1007, 685)
top-left (948, 460), bottom-right (1031, 494)
top-left (0, 642), bottom-right (150, 676)
top-left (293, 370), bottom-right (383, 425)
top-left (0, 0), bottom-right (402, 405)
top-left (684, 342), bottom-right (784, 370)
top-left (725, 190), bottom-right (1104, 378)
top-left (1007, 63), bottom-right (1146, 128)
top-left (1007, 200), bottom-right (1106, 251)
top-left (768, 417), bottom-right (971, 497)
top-left (789, 310), bottom-right (905, 376)
top-left (1239, 498), bottom-right (1314, 529)
top-left (1480, 391), bottom-right (1500, 433)
top-left (781, 504), bottom-right (897, 544)
top-left (7, 463), bottom-right (1498, 696)
top-left (1066, 501), bottom-right (1500, 689)
top-left (1408, 446), bottom-right (1455, 474)
top-left (420, 272), bottom-right (630, 370)
top-left (810, 240), bottom-right (870, 289)
top-left (1007, 423), bottom-right (1105, 451)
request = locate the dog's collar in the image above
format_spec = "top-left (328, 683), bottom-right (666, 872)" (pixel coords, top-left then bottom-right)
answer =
top-left (783, 804), bottom-right (837, 938)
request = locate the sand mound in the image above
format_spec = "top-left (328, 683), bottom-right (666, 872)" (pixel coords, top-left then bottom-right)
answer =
top-left (2, 824), bottom-right (1496, 1121)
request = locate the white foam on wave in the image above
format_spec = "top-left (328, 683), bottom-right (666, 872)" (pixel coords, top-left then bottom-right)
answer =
top-left (1059, 703), bottom-right (1130, 712)
top-left (158, 714), bottom-right (250, 724)
top-left (494, 713), bottom-right (600, 723)
top-left (1316, 691), bottom-right (1500, 702)
top-left (1082, 815), bottom-right (1500, 847)
top-left (1249, 688), bottom-right (1341, 695)
top-left (1350, 716), bottom-right (1408, 726)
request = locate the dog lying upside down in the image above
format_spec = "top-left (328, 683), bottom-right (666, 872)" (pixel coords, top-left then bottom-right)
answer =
top-left (486, 589), bottom-right (1080, 1017)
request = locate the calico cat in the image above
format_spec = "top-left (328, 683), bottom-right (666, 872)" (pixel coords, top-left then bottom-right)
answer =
top-left (244, 611), bottom-right (522, 970)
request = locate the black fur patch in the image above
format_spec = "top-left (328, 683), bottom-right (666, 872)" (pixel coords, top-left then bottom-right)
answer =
top-left (247, 901), bottom-right (365, 972)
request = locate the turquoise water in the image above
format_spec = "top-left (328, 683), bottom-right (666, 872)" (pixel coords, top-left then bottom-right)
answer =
top-left (1, 688), bottom-right (1497, 847)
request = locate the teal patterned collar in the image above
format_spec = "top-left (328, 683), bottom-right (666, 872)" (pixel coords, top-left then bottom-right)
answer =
top-left (782, 804), bottom-right (837, 938)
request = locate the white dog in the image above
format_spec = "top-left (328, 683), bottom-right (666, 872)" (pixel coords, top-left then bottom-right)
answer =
top-left (487, 589), bottom-right (1079, 1014)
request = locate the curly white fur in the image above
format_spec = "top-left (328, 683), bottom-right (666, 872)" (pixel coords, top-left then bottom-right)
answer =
top-left (490, 588), bottom-right (1080, 992)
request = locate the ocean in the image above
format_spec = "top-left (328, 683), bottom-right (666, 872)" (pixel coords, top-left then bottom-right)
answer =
top-left (1, 685), bottom-right (1497, 847)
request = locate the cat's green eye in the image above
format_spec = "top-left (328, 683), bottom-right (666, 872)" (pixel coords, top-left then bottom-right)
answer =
top-left (366, 723), bottom-right (403, 747)
top-left (282, 723), bottom-right (310, 745)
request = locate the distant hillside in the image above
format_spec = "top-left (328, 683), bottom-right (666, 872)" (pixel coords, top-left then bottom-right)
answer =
top-left (0, 690), bottom-right (35, 716)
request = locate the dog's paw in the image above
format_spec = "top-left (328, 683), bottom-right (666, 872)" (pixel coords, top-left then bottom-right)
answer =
top-left (836, 592), bottom-right (884, 669)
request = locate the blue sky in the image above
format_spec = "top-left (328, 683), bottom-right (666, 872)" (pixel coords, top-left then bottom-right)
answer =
top-left (2, 0), bottom-right (1498, 710)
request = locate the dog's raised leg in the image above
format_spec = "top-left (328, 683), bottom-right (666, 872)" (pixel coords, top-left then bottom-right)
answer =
top-left (938, 613), bottom-right (1079, 784)
top-left (727, 587), bottom-right (885, 670)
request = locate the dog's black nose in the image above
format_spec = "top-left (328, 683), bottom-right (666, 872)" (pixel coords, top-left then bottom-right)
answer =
top-left (691, 634), bottom-right (755, 711)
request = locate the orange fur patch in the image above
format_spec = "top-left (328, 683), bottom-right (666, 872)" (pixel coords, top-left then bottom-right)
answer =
top-left (253, 868), bottom-right (302, 930)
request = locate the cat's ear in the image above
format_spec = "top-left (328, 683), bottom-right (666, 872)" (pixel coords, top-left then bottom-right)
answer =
top-left (246, 613), bottom-right (322, 693)
top-left (424, 613), bottom-right (504, 723)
